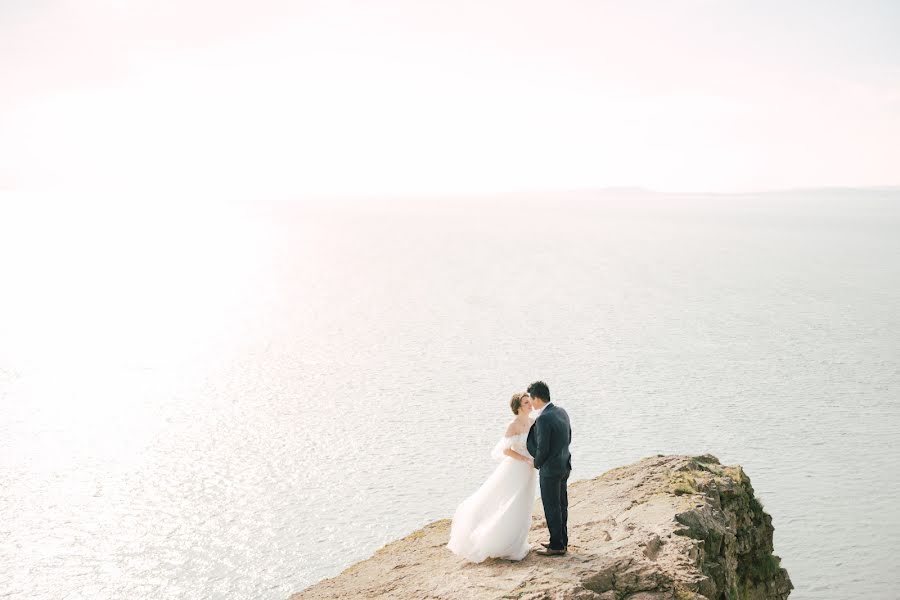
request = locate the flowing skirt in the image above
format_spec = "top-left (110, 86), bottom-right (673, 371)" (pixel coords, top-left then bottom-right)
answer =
top-left (446, 457), bottom-right (537, 562)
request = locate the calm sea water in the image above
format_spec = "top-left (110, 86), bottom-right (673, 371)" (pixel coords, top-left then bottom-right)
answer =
top-left (1, 190), bottom-right (898, 600)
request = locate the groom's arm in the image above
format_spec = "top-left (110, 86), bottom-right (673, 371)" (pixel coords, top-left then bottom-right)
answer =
top-left (532, 418), bottom-right (552, 470)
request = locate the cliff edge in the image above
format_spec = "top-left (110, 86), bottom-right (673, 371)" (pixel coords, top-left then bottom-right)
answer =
top-left (290, 454), bottom-right (793, 600)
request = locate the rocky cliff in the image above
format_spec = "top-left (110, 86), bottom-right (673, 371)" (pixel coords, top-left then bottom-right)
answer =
top-left (290, 454), bottom-right (793, 600)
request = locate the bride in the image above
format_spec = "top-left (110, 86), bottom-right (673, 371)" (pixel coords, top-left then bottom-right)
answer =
top-left (446, 392), bottom-right (537, 562)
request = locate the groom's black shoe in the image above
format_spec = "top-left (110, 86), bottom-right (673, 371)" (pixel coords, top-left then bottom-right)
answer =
top-left (536, 546), bottom-right (567, 556)
top-left (540, 542), bottom-right (567, 550)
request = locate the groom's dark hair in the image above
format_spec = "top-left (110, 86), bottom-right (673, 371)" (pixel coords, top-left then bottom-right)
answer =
top-left (527, 381), bottom-right (550, 403)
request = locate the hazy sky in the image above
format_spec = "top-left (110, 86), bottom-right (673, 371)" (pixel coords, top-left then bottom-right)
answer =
top-left (1, 0), bottom-right (899, 196)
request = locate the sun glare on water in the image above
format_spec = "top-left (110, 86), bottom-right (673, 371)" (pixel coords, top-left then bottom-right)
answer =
top-left (0, 194), bottom-right (279, 472)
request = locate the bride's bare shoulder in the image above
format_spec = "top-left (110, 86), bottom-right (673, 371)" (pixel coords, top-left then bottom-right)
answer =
top-left (504, 421), bottom-right (519, 437)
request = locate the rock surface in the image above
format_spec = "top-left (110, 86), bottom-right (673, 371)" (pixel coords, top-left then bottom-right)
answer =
top-left (289, 454), bottom-right (793, 600)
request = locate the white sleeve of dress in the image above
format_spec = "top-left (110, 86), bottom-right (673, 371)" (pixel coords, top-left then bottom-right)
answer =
top-left (491, 436), bottom-right (514, 461)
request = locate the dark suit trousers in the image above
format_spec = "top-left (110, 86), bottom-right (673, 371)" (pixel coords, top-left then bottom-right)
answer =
top-left (539, 469), bottom-right (570, 550)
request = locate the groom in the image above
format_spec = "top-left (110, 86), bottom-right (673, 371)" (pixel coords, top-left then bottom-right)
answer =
top-left (525, 380), bottom-right (572, 556)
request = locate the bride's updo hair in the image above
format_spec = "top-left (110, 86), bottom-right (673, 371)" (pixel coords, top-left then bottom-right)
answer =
top-left (510, 392), bottom-right (529, 415)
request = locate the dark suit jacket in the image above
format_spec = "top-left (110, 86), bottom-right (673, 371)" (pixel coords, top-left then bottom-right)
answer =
top-left (526, 402), bottom-right (572, 477)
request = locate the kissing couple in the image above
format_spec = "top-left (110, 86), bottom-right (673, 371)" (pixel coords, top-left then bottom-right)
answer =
top-left (446, 380), bottom-right (573, 562)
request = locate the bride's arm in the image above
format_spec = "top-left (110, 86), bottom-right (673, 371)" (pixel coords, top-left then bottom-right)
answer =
top-left (503, 448), bottom-right (531, 462)
top-left (502, 423), bottom-right (531, 463)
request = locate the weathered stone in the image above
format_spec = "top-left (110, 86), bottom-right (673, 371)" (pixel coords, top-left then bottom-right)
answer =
top-left (289, 454), bottom-right (793, 600)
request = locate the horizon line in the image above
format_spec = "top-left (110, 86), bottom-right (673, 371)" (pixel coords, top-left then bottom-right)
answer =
top-left (1, 183), bottom-right (899, 204)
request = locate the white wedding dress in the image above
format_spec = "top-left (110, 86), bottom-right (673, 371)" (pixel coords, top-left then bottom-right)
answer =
top-left (446, 431), bottom-right (538, 562)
